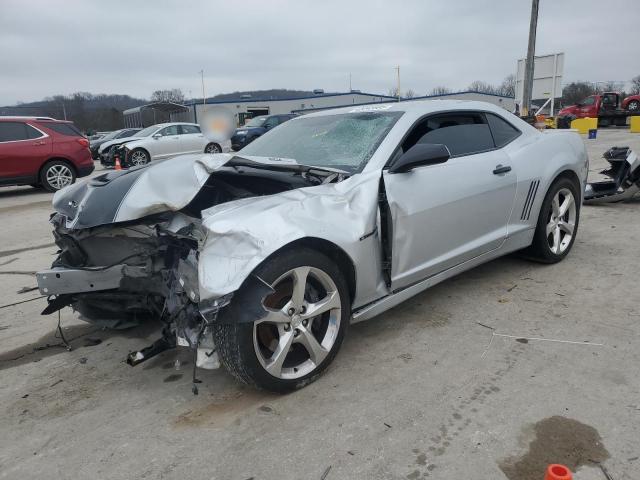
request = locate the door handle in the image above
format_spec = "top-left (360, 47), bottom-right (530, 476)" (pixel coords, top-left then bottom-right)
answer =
top-left (493, 164), bottom-right (511, 175)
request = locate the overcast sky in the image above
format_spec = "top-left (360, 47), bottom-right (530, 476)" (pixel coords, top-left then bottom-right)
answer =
top-left (1, 0), bottom-right (638, 105)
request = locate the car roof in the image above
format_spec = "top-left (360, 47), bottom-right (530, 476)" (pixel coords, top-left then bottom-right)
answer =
top-left (0, 116), bottom-right (69, 122)
top-left (300, 99), bottom-right (514, 120)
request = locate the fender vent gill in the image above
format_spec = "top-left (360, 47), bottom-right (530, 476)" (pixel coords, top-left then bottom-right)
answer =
top-left (521, 179), bottom-right (540, 220)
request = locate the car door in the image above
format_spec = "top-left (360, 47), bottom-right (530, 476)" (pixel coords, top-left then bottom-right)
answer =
top-left (149, 125), bottom-right (181, 159)
top-left (0, 121), bottom-right (51, 180)
top-left (382, 111), bottom-right (517, 290)
top-left (178, 124), bottom-right (205, 154)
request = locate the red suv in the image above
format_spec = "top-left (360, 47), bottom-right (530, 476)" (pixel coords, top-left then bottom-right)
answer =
top-left (0, 117), bottom-right (95, 191)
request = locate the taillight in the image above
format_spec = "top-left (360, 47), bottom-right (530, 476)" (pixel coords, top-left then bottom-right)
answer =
top-left (76, 138), bottom-right (90, 148)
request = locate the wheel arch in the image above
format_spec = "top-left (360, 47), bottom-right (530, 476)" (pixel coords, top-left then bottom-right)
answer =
top-left (128, 146), bottom-right (150, 160)
top-left (205, 142), bottom-right (221, 152)
top-left (257, 237), bottom-right (357, 303)
top-left (530, 168), bottom-right (582, 227)
top-left (39, 157), bottom-right (77, 177)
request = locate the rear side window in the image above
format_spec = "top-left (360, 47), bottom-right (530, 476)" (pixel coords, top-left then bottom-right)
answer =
top-left (26, 124), bottom-right (44, 139)
top-left (412, 113), bottom-right (494, 157)
top-left (486, 113), bottom-right (521, 147)
top-left (0, 122), bottom-right (33, 142)
top-left (42, 122), bottom-right (82, 137)
top-left (180, 125), bottom-right (201, 134)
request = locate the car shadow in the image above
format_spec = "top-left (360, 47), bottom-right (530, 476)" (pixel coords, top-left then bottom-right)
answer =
top-left (0, 320), bottom-right (160, 371)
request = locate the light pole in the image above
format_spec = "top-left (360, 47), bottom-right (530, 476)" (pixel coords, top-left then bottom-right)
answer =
top-left (521, 0), bottom-right (539, 117)
top-left (200, 70), bottom-right (206, 105)
top-left (395, 65), bottom-right (401, 102)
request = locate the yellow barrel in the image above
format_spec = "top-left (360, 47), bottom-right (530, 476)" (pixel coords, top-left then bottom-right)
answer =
top-left (630, 116), bottom-right (640, 133)
top-left (570, 117), bottom-right (597, 134)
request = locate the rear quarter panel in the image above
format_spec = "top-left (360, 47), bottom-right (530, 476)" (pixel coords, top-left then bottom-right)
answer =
top-left (505, 130), bottom-right (587, 239)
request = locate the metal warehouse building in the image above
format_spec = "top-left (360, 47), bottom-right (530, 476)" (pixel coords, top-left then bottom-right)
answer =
top-left (124, 90), bottom-right (515, 127)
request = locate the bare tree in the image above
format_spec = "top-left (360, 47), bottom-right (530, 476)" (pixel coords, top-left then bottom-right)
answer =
top-left (631, 75), bottom-right (640, 95)
top-left (430, 86), bottom-right (451, 96)
top-left (595, 81), bottom-right (624, 93)
top-left (499, 74), bottom-right (516, 97)
top-left (387, 86), bottom-right (400, 98)
top-left (151, 88), bottom-right (185, 103)
top-left (467, 80), bottom-right (499, 95)
top-left (404, 89), bottom-right (416, 99)
top-left (561, 82), bottom-right (596, 106)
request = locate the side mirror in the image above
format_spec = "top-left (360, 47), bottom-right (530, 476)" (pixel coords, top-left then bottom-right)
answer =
top-left (152, 133), bottom-right (161, 139)
top-left (389, 143), bottom-right (450, 174)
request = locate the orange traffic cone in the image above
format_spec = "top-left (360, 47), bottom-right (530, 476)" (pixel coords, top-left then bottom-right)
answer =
top-left (114, 154), bottom-right (122, 171)
top-left (544, 464), bottom-right (572, 480)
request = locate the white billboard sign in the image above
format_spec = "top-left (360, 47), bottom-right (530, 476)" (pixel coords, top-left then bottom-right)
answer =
top-left (516, 52), bottom-right (564, 114)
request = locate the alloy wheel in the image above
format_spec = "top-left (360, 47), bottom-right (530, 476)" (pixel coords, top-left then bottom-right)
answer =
top-left (546, 188), bottom-right (576, 255)
top-left (130, 150), bottom-right (148, 166)
top-left (205, 144), bottom-right (221, 153)
top-left (253, 266), bottom-right (342, 379)
top-left (45, 164), bottom-right (73, 190)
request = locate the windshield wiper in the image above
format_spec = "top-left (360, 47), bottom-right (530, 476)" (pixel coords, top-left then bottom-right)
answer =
top-left (225, 156), bottom-right (350, 177)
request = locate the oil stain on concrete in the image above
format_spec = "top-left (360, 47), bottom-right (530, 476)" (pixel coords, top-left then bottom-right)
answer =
top-left (500, 416), bottom-right (609, 480)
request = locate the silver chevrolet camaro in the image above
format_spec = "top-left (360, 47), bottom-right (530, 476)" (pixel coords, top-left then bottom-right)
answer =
top-left (37, 100), bottom-right (588, 392)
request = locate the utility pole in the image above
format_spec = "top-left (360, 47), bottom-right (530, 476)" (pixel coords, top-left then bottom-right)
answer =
top-left (521, 0), bottom-right (539, 117)
top-left (200, 70), bottom-right (206, 105)
top-left (61, 102), bottom-right (67, 120)
top-left (349, 73), bottom-right (352, 92)
top-left (395, 65), bottom-right (401, 102)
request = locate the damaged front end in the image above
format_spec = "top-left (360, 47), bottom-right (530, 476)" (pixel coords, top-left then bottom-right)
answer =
top-left (584, 147), bottom-right (640, 203)
top-left (37, 210), bottom-right (227, 374)
top-left (36, 153), bottom-right (353, 387)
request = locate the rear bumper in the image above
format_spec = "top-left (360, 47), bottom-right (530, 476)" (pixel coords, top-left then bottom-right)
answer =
top-left (77, 163), bottom-right (95, 177)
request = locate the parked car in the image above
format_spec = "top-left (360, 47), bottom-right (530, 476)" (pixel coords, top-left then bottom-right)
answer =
top-left (37, 101), bottom-right (587, 392)
top-left (102, 123), bottom-right (230, 167)
top-left (621, 94), bottom-right (640, 112)
top-left (89, 128), bottom-right (141, 159)
top-left (231, 114), bottom-right (296, 151)
top-left (0, 116), bottom-right (94, 191)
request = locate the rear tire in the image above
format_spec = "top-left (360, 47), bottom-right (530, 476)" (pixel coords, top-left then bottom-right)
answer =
top-left (40, 161), bottom-right (76, 192)
top-left (205, 143), bottom-right (221, 154)
top-left (214, 248), bottom-right (350, 393)
top-left (525, 177), bottom-right (580, 263)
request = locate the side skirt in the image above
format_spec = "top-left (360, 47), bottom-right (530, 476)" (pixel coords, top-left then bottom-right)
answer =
top-left (351, 228), bottom-right (533, 324)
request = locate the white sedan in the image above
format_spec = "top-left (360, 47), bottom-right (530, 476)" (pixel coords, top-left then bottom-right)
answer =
top-left (115, 122), bottom-right (231, 166)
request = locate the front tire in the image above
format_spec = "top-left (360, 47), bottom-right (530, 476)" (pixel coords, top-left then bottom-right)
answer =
top-left (627, 100), bottom-right (640, 112)
top-left (526, 177), bottom-right (580, 263)
top-left (128, 148), bottom-right (150, 167)
top-left (214, 248), bottom-right (350, 392)
top-left (40, 161), bottom-right (76, 192)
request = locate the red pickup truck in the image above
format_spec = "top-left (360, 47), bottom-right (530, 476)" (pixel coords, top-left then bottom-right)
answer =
top-left (557, 92), bottom-right (640, 128)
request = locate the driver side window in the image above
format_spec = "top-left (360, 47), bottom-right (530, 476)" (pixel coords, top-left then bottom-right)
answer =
top-left (399, 112), bottom-right (494, 158)
top-left (581, 96), bottom-right (595, 106)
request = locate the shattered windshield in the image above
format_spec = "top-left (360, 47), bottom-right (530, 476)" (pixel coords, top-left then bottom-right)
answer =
top-left (239, 111), bottom-right (402, 172)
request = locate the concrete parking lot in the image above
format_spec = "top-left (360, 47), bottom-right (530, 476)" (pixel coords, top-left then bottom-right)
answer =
top-left (1, 129), bottom-right (639, 480)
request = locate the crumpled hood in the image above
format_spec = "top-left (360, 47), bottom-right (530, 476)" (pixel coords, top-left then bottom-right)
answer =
top-left (52, 153), bottom-right (236, 229)
top-left (98, 136), bottom-right (145, 153)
